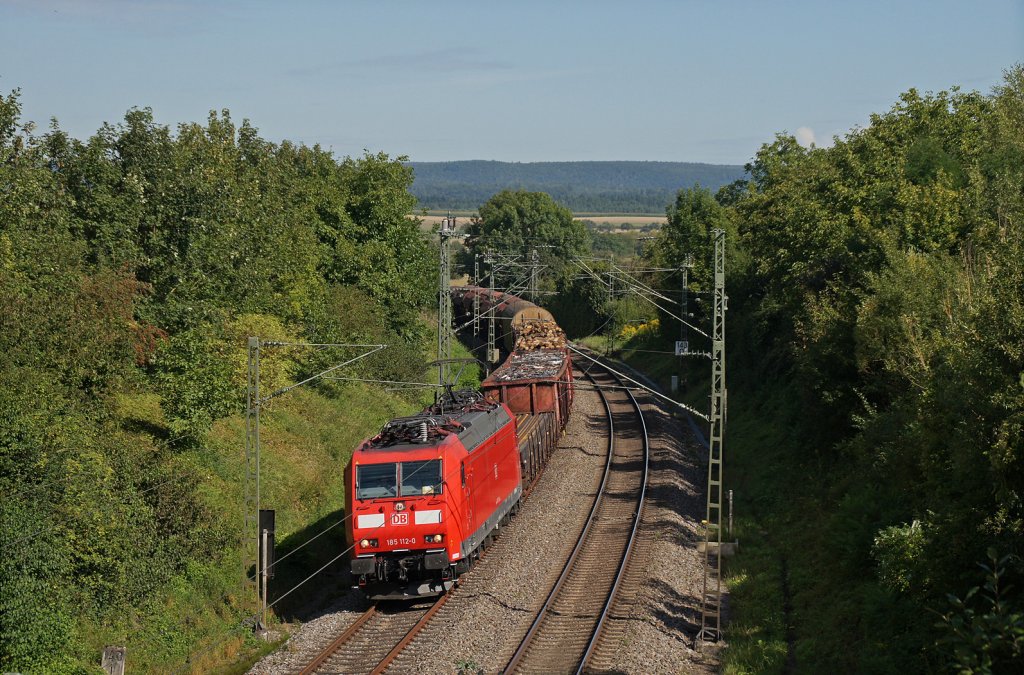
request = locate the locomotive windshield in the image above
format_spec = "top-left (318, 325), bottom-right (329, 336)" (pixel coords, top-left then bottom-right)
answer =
top-left (355, 460), bottom-right (443, 500)
top-left (356, 463), bottom-right (397, 499)
top-left (400, 459), bottom-right (442, 496)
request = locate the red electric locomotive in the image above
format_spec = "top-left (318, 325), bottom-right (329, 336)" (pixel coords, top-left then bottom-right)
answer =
top-left (344, 288), bottom-right (571, 599)
top-left (344, 391), bottom-right (523, 598)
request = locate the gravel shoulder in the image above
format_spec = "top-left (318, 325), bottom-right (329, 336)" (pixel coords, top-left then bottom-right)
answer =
top-left (596, 388), bottom-right (723, 673)
top-left (248, 589), bottom-right (368, 674)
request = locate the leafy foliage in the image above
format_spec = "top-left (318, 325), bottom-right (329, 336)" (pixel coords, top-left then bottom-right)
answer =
top-left (710, 66), bottom-right (1024, 671)
top-left (939, 550), bottom-right (1024, 673)
top-left (153, 325), bottom-right (238, 440)
top-left (468, 189), bottom-right (591, 264)
top-left (0, 90), bottom-right (435, 671)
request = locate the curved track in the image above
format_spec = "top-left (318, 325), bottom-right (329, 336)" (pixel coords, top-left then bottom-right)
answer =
top-left (505, 362), bottom-right (650, 674)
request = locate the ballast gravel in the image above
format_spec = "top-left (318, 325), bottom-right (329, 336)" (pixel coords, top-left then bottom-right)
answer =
top-left (596, 385), bottom-right (724, 674)
top-left (247, 590), bottom-right (368, 675)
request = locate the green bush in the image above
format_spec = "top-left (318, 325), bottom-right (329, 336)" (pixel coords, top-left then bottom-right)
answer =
top-left (153, 326), bottom-right (238, 441)
top-left (939, 550), bottom-right (1024, 673)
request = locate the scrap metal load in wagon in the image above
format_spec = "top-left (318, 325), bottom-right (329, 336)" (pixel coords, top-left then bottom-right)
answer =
top-left (343, 287), bottom-right (572, 599)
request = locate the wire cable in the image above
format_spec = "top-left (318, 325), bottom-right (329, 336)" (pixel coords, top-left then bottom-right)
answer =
top-left (567, 344), bottom-right (709, 421)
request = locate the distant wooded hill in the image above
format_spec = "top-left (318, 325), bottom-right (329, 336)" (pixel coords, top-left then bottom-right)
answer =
top-left (408, 160), bottom-right (746, 213)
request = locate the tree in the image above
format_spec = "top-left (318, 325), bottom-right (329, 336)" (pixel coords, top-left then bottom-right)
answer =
top-left (641, 186), bottom-right (731, 342)
top-left (467, 190), bottom-right (590, 270)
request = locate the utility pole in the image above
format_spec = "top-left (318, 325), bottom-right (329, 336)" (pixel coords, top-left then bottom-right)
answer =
top-left (529, 248), bottom-right (539, 303)
top-left (602, 256), bottom-right (610, 356)
top-left (244, 337), bottom-right (261, 620)
top-left (241, 338), bottom-right (386, 633)
top-left (699, 229), bottom-right (727, 645)
top-left (676, 254), bottom-right (695, 389)
top-left (680, 254), bottom-right (693, 353)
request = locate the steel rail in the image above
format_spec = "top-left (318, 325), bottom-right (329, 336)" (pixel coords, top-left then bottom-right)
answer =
top-left (503, 363), bottom-right (630, 673)
top-left (297, 604), bottom-right (377, 675)
top-left (577, 369), bottom-right (650, 674)
top-left (298, 598), bottom-right (442, 675)
top-left (369, 593), bottom-right (450, 675)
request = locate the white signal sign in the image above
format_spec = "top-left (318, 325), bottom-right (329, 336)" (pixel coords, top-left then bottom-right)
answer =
top-left (675, 340), bottom-right (689, 356)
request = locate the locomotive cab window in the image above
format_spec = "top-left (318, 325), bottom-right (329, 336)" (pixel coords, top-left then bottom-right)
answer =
top-left (355, 463), bottom-right (397, 500)
top-left (400, 459), bottom-right (442, 496)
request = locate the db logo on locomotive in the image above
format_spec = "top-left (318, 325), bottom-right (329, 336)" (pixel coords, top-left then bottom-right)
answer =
top-left (390, 512), bottom-right (409, 526)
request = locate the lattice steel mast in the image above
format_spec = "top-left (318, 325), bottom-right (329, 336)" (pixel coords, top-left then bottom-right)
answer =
top-left (437, 216), bottom-right (457, 385)
top-left (699, 229), bottom-right (727, 644)
top-left (473, 254), bottom-right (481, 335)
top-left (529, 248), bottom-right (539, 302)
top-left (485, 251), bottom-right (498, 363)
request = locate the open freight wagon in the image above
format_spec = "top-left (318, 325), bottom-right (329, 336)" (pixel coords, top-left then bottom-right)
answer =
top-left (481, 349), bottom-right (574, 431)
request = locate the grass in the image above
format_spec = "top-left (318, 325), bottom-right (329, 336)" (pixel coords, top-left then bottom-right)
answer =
top-left (78, 373), bottom-right (427, 673)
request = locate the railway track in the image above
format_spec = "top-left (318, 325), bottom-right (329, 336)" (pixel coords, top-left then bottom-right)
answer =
top-left (297, 597), bottom-right (445, 674)
top-left (505, 362), bottom-right (649, 674)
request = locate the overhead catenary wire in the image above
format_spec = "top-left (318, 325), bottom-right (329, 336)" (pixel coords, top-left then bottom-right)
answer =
top-left (567, 344), bottom-right (709, 421)
top-left (258, 344), bottom-right (388, 405)
top-left (262, 342), bottom-right (390, 348)
top-left (245, 517), bottom-right (348, 584)
top-left (609, 263), bottom-right (679, 305)
top-left (320, 376), bottom-right (446, 388)
top-left (571, 256), bottom-right (711, 340)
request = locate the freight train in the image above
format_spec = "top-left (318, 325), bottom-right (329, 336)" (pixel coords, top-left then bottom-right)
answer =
top-left (451, 285), bottom-right (558, 353)
top-left (344, 287), bottom-right (572, 599)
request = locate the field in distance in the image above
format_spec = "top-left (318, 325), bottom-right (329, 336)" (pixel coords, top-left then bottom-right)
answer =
top-left (414, 213), bottom-right (666, 231)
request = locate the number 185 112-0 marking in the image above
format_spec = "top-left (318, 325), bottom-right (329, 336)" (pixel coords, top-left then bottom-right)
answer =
top-left (386, 537), bottom-right (416, 546)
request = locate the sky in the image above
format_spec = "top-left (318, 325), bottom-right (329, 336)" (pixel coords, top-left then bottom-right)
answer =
top-left (1, 0), bottom-right (1021, 165)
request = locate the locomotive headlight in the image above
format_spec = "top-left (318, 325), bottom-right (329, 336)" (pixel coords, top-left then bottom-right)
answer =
top-left (427, 534), bottom-right (444, 543)
top-left (360, 539), bottom-right (369, 548)
top-left (394, 502), bottom-right (405, 512)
